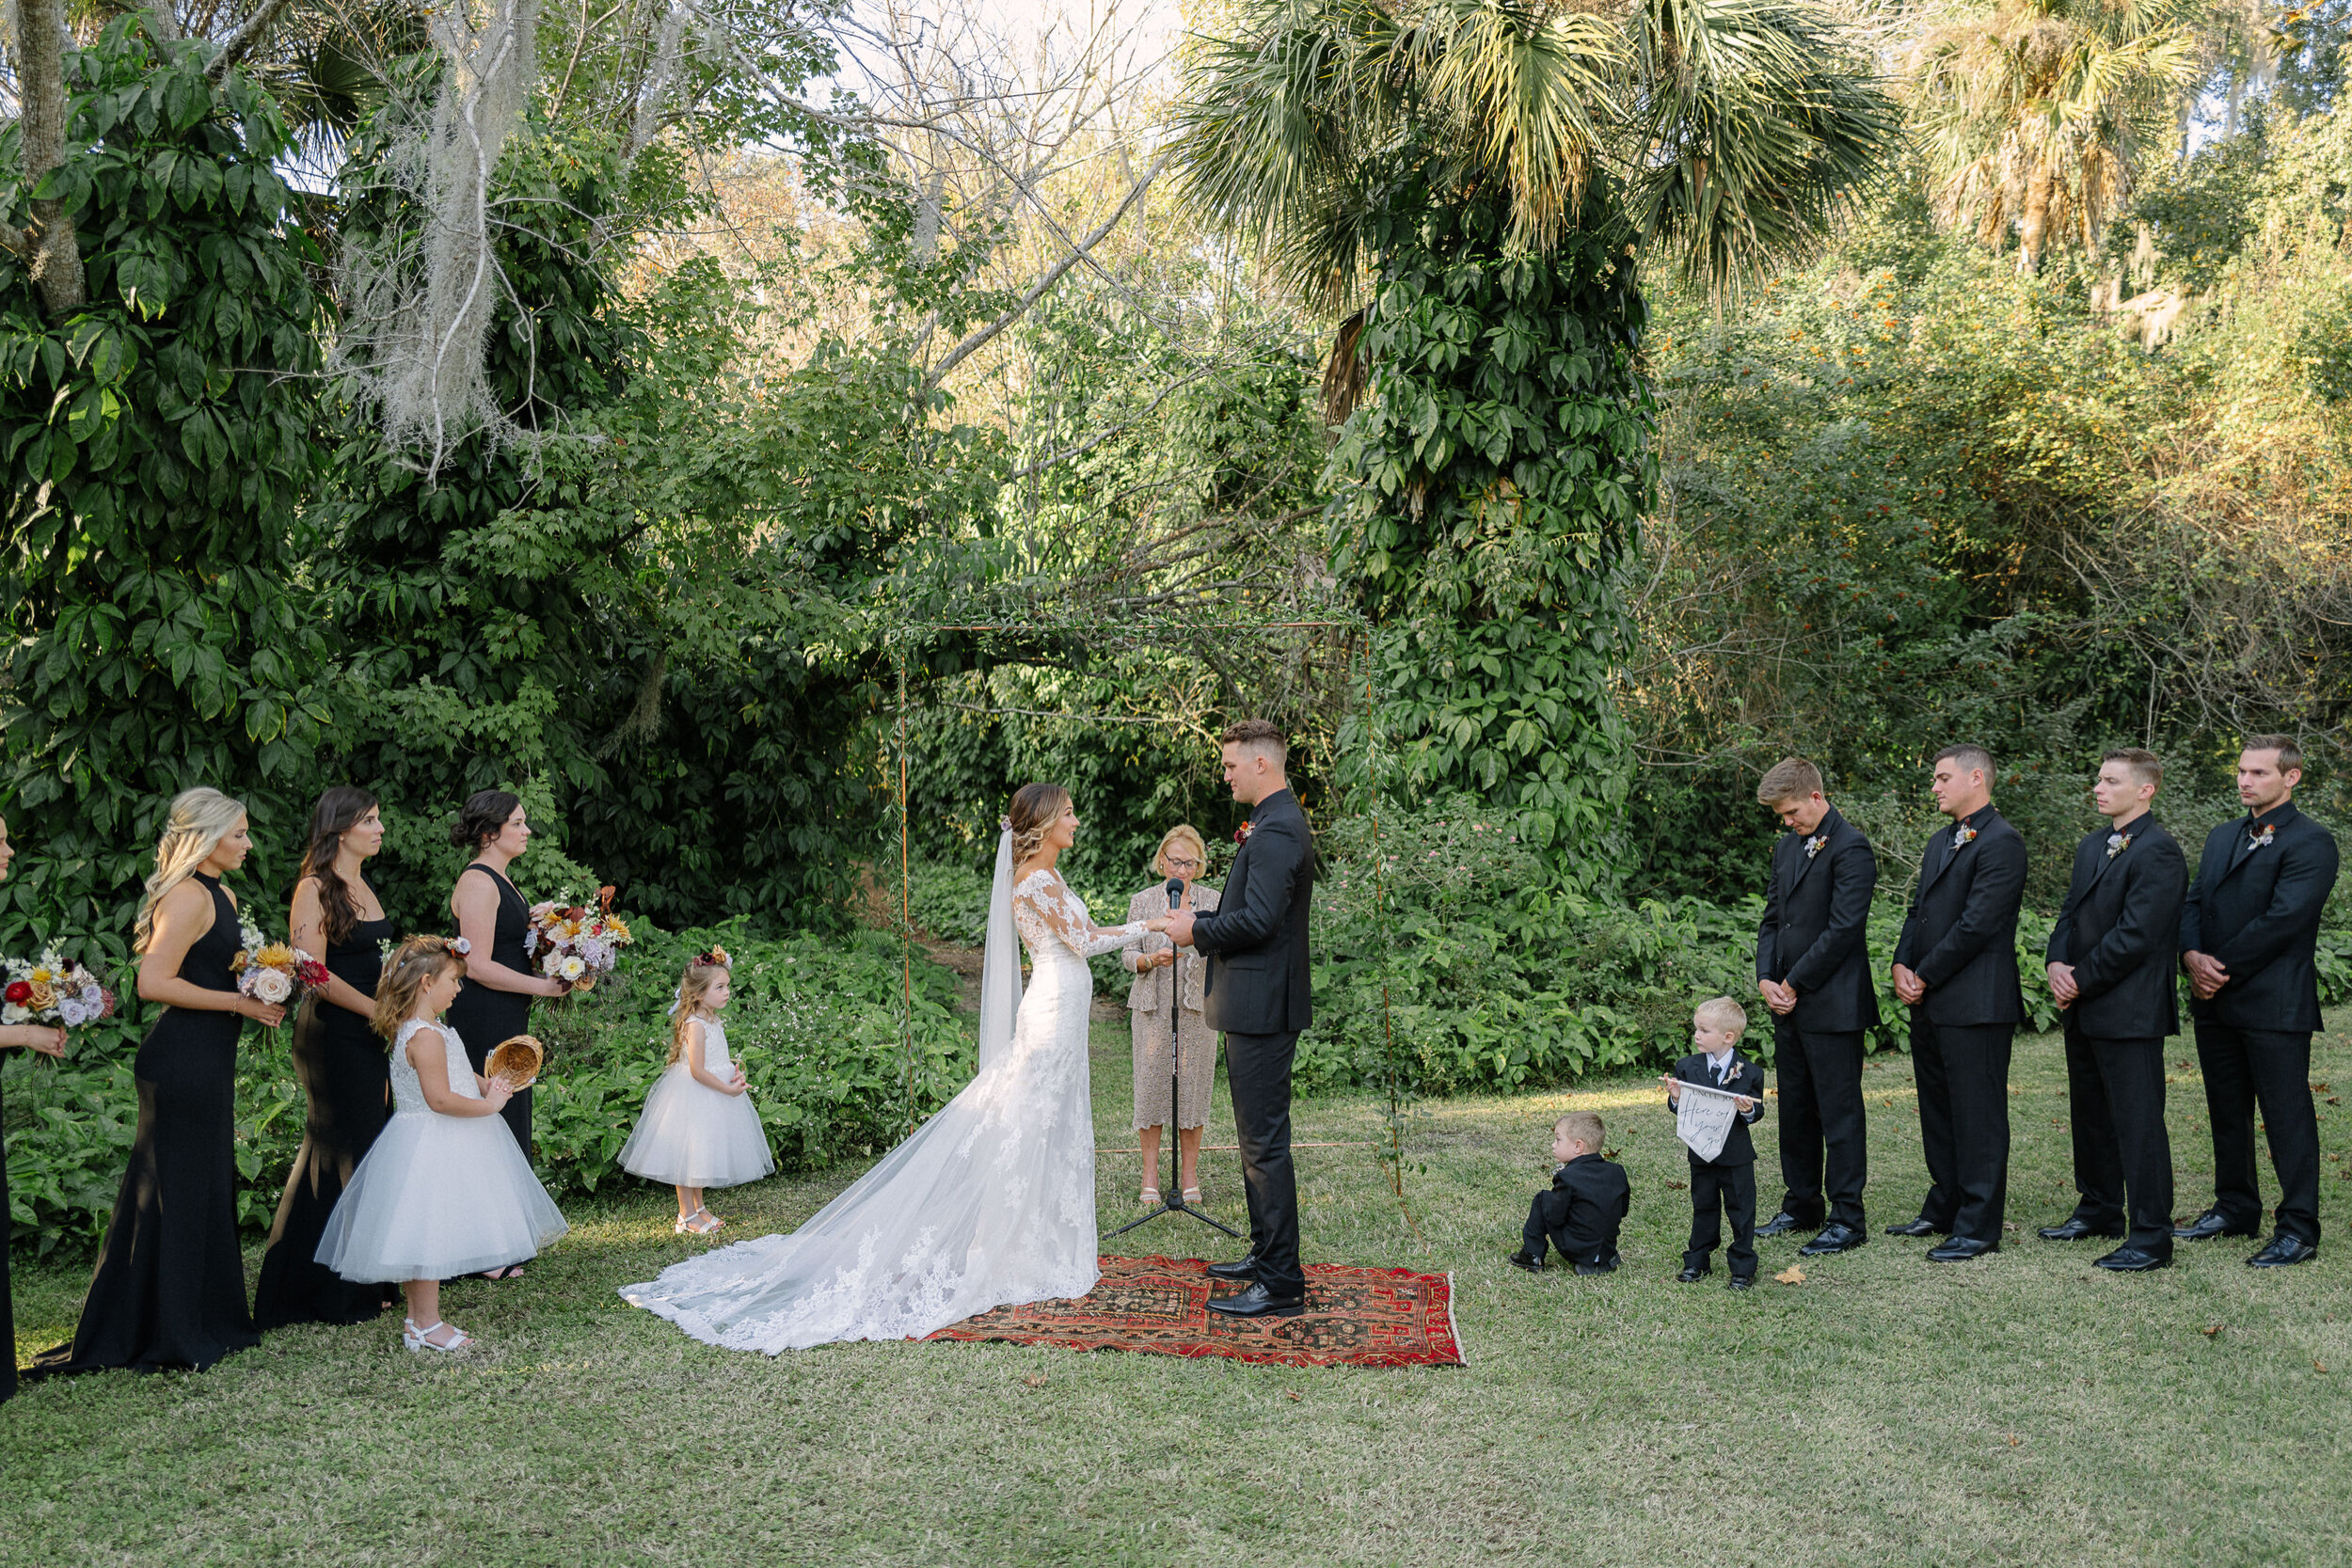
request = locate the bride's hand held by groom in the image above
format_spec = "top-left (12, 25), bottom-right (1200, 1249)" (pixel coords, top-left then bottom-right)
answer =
top-left (1159, 909), bottom-right (1198, 947)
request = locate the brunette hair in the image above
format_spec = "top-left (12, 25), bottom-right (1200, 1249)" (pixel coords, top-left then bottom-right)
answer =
top-left (1008, 783), bottom-right (1072, 866)
top-left (300, 786), bottom-right (379, 945)
top-left (2102, 748), bottom-right (2163, 790)
top-left (1756, 757), bottom-right (1825, 805)
top-left (668, 953), bottom-right (731, 1064)
top-left (1931, 743), bottom-right (1995, 783)
top-left (2243, 735), bottom-right (2305, 774)
top-left (373, 935), bottom-right (467, 1042)
top-left (1220, 718), bottom-right (1287, 767)
top-left (451, 789), bottom-right (522, 852)
top-left (135, 787), bottom-right (247, 954)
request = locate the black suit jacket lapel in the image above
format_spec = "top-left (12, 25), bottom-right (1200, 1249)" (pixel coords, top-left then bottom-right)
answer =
top-left (1785, 809), bottom-right (1839, 896)
top-left (2081, 821), bottom-right (2139, 896)
top-left (1916, 824), bottom-right (1959, 898)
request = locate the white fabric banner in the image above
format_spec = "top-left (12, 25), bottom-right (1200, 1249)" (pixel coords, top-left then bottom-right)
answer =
top-left (1675, 1078), bottom-right (1743, 1164)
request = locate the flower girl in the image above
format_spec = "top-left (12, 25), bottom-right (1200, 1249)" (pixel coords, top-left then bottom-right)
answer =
top-left (314, 935), bottom-right (569, 1351)
top-left (619, 949), bottom-right (773, 1234)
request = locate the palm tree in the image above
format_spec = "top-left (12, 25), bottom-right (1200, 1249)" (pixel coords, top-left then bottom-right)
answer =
top-left (1172, 0), bottom-right (1899, 336)
top-left (1908, 0), bottom-right (2201, 272)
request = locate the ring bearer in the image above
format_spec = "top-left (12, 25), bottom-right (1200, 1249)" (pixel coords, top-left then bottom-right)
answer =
top-left (1752, 757), bottom-right (1879, 1257)
top-left (1664, 998), bottom-right (1768, 1291)
top-left (2176, 736), bottom-right (2341, 1268)
top-left (2039, 749), bottom-right (2187, 1272)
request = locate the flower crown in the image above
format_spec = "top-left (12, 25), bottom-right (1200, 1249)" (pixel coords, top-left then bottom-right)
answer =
top-left (694, 946), bottom-right (731, 969)
top-left (395, 935), bottom-right (469, 970)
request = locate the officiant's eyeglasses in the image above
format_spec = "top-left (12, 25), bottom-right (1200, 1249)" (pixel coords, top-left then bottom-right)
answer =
top-left (1165, 855), bottom-right (1201, 870)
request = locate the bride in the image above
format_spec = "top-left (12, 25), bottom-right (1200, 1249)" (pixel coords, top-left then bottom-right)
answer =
top-left (619, 783), bottom-right (1160, 1352)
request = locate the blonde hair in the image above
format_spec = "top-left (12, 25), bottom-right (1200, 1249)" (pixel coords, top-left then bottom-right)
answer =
top-left (1756, 757), bottom-right (1824, 806)
top-left (373, 935), bottom-right (467, 1042)
top-left (668, 955), bottom-right (730, 1064)
top-left (134, 787), bottom-right (248, 954)
top-left (1152, 824), bottom-right (1208, 879)
top-left (1555, 1111), bottom-right (1605, 1149)
top-left (1694, 995), bottom-right (1749, 1034)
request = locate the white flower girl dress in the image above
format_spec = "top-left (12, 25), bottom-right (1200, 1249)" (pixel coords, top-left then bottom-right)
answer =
top-left (315, 1019), bottom-right (570, 1282)
top-left (618, 1018), bottom-right (775, 1188)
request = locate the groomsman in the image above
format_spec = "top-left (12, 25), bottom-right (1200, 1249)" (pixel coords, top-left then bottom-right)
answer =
top-left (1889, 744), bottom-right (2028, 1261)
top-left (2176, 736), bottom-right (2341, 1267)
top-left (1752, 758), bottom-right (1879, 1256)
top-left (2039, 749), bottom-right (2187, 1272)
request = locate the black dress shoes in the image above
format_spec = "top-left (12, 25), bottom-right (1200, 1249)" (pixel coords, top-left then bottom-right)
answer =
top-left (1506, 1249), bottom-right (1544, 1274)
top-left (1573, 1254), bottom-right (1621, 1276)
top-left (2038, 1217), bottom-right (2126, 1242)
top-left (1925, 1236), bottom-right (1995, 1262)
top-left (1726, 1275), bottom-right (1755, 1292)
top-left (1675, 1266), bottom-right (1708, 1283)
top-left (1884, 1217), bottom-right (1941, 1238)
top-left (1203, 1281), bottom-right (1307, 1317)
top-left (2173, 1210), bottom-right (2258, 1243)
top-left (1205, 1255), bottom-right (1261, 1282)
top-left (2247, 1235), bottom-right (2319, 1268)
top-left (2093, 1245), bottom-right (2170, 1272)
top-left (1756, 1212), bottom-right (1809, 1239)
top-left (1799, 1223), bottom-right (1867, 1257)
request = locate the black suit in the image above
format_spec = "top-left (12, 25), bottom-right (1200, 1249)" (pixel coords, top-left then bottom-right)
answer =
top-left (1893, 805), bottom-right (2027, 1244)
top-left (2044, 812), bottom-right (2186, 1253)
top-left (1192, 788), bottom-right (1316, 1296)
top-left (1521, 1153), bottom-right (1630, 1269)
top-left (2179, 800), bottom-right (2341, 1244)
top-left (1755, 805), bottom-right (1879, 1228)
top-left (1673, 1053), bottom-right (1767, 1279)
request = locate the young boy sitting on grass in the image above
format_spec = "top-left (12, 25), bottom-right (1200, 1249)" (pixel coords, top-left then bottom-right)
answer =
top-left (1508, 1111), bottom-right (1629, 1275)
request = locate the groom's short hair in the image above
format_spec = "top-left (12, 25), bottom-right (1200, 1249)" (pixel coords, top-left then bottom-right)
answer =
top-left (1222, 719), bottom-right (1287, 768)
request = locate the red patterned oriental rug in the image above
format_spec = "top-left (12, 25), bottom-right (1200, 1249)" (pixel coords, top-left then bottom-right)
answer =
top-left (927, 1255), bottom-right (1466, 1369)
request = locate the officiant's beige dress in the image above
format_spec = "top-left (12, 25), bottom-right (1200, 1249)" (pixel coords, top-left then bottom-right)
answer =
top-left (1119, 881), bottom-right (1220, 1130)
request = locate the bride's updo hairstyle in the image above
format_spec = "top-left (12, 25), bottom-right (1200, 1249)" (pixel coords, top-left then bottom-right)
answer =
top-left (1008, 783), bottom-right (1072, 866)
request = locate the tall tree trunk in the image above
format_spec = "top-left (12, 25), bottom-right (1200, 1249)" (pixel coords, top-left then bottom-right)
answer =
top-left (13, 0), bottom-right (86, 316)
top-left (2018, 161), bottom-right (2054, 274)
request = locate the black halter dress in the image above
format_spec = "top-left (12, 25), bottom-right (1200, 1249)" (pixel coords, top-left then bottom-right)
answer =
top-left (251, 902), bottom-right (396, 1328)
top-left (442, 862), bottom-right (537, 1159)
top-left (30, 873), bottom-right (261, 1376)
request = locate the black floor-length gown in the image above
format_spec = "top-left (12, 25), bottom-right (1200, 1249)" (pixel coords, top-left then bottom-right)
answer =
top-left (250, 912), bottom-right (395, 1328)
top-left (444, 863), bottom-right (536, 1158)
top-left (3, 1069), bottom-right (15, 1402)
top-left (30, 873), bottom-right (260, 1376)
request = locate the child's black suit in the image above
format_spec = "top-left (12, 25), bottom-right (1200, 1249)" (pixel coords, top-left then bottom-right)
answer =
top-left (1520, 1152), bottom-right (1630, 1271)
top-left (1674, 1052), bottom-right (1768, 1279)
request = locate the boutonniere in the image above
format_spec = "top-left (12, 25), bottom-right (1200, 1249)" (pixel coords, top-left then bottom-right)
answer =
top-left (1951, 823), bottom-right (1978, 848)
top-left (2248, 822), bottom-right (2275, 852)
top-left (1233, 820), bottom-right (1254, 847)
top-left (2105, 832), bottom-right (2131, 859)
top-left (1804, 833), bottom-right (1828, 859)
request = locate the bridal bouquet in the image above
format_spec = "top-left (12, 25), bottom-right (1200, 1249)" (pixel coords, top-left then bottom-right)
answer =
top-left (524, 886), bottom-right (633, 990)
top-left (2, 952), bottom-right (117, 1027)
top-left (231, 916), bottom-right (329, 1007)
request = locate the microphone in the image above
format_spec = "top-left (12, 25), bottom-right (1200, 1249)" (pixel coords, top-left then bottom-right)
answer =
top-left (1164, 877), bottom-right (1184, 910)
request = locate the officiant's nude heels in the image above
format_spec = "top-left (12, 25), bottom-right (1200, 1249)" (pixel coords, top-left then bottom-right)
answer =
top-left (1139, 1186), bottom-right (1162, 1207)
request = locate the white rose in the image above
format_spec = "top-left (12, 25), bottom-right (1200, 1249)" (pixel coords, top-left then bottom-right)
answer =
top-left (252, 968), bottom-right (294, 1005)
top-left (0, 1005), bottom-right (24, 1025)
top-left (558, 955), bottom-right (587, 981)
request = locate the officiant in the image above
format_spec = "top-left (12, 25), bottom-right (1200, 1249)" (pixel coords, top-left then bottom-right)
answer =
top-left (1119, 825), bottom-right (1222, 1210)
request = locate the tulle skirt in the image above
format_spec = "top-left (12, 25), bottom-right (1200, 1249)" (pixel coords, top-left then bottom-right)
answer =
top-left (315, 1109), bottom-right (569, 1282)
top-left (619, 1064), bottom-right (775, 1189)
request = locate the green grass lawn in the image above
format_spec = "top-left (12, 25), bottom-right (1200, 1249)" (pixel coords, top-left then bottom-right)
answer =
top-left (7, 1015), bottom-right (2351, 1566)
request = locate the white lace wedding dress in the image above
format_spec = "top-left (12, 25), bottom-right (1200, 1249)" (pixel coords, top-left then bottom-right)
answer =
top-left (619, 850), bottom-right (1140, 1352)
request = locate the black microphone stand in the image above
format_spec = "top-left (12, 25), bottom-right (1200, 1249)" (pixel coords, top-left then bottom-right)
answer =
top-left (1107, 876), bottom-right (1240, 1243)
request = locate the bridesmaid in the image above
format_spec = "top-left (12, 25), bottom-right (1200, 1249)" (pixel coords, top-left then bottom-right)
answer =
top-left (0, 813), bottom-right (71, 1402)
top-left (443, 791), bottom-right (571, 1221)
top-left (251, 787), bottom-right (397, 1329)
top-left (30, 788), bottom-right (286, 1377)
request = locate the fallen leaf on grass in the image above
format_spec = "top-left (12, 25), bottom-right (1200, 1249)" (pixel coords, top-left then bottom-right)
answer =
top-left (1024, 1373), bottom-right (1048, 1388)
top-left (2312, 1083), bottom-right (2330, 1093)
top-left (1666, 1180), bottom-right (1688, 1190)
top-left (2201, 1323), bottom-right (2221, 1338)
top-left (2006, 1434), bottom-right (2022, 1447)
top-left (2328, 1097), bottom-right (2343, 1107)
top-left (1774, 1264), bottom-right (1805, 1285)
top-left (1285, 1388), bottom-right (1302, 1402)
top-left (2317, 1362), bottom-right (2330, 1375)
top-left (1883, 1099), bottom-right (1894, 1108)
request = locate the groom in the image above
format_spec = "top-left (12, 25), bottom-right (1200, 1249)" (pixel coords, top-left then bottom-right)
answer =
top-left (1163, 719), bottom-right (1315, 1318)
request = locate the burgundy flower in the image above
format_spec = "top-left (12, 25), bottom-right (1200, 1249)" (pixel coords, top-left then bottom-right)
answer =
top-left (3, 981), bottom-right (27, 1005)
